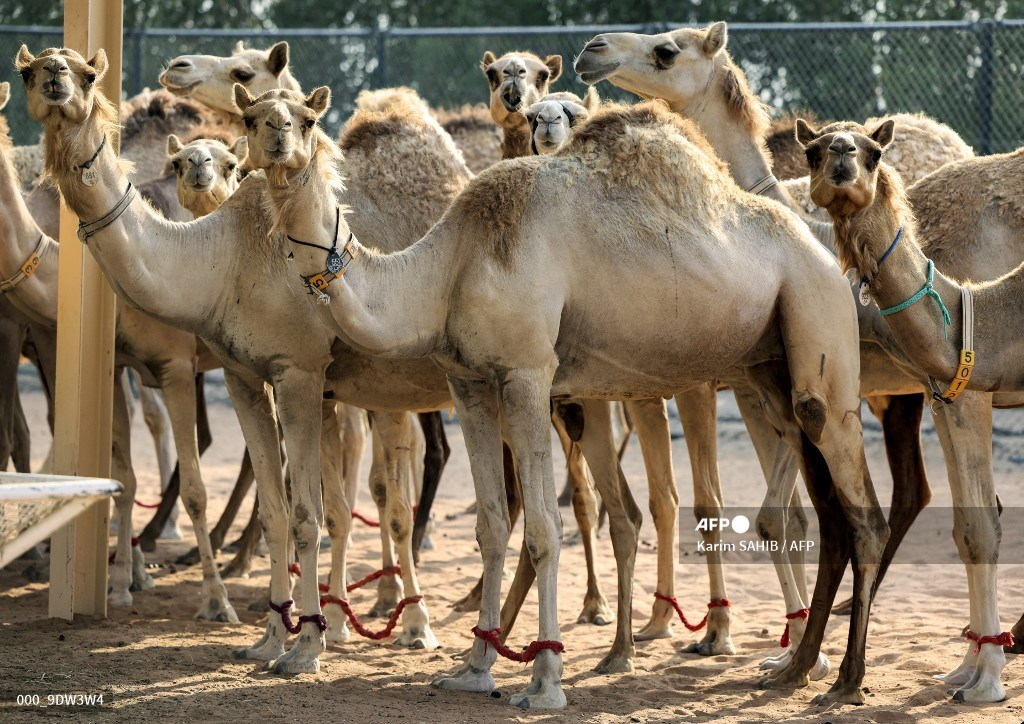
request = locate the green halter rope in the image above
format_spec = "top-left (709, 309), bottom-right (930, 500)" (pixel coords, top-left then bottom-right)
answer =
top-left (878, 259), bottom-right (951, 340)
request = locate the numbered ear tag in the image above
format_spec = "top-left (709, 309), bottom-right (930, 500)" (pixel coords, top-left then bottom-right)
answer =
top-left (858, 281), bottom-right (871, 307)
top-left (326, 251), bottom-right (343, 275)
top-left (81, 166), bottom-right (98, 187)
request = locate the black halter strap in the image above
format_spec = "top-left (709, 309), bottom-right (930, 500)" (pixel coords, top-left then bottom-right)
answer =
top-left (75, 134), bottom-right (106, 172)
top-left (287, 207), bottom-right (341, 256)
top-left (286, 207), bottom-right (359, 302)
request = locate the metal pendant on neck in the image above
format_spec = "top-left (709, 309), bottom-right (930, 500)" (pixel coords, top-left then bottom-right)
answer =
top-left (856, 225), bottom-right (904, 307)
top-left (76, 135), bottom-right (106, 188)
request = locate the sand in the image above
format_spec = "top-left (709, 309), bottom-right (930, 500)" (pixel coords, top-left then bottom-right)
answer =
top-left (1, 374), bottom-right (1022, 722)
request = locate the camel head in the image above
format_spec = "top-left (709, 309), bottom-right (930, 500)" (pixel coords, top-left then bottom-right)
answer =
top-left (480, 50), bottom-right (562, 128)
top-left (524, 88), bottom-right (599, 155)
top-left (160, 41), bottom-right (300, 119)
top-left (796, 118), bottom-right (895, 217)
top-left (166, 133), bottom-right (247, 215)
top-left (574, 22), bottom-right (728, 109)
top-left (16, 46), bottom-right (109, 126)
top-left (234, 85), bottom-right (330, 183)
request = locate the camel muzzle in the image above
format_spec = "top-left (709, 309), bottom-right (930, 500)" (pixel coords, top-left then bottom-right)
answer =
top-left (500, 81), bottom-right (524, 112)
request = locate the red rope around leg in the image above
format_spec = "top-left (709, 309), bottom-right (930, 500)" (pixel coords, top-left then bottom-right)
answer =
top-left (268, 599), bottom-right (327, 635)
top-left (471, 626), bottom-right (564, 663)
top-left (351, 510), bottom-right (380, 528)
top-left (780, 608), bottom-right (810, 648)
top-left (964, 629), bottom-right (1014, 655)
top-left (134, 497), bottom-right (162, 509)
top-left (108, 537), bottom-right (141, 564)
top-left (289, 562), bottom-right (402, 594)
top-left (654, 593), bottom-right (730, 632)
top-left (320, 593), bottom-right (422, 640)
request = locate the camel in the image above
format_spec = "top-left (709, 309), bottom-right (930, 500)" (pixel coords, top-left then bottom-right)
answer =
top-left (573, 20), bottom-right (988, 663)
top-left (434, 104), bottom-right (502, 173)
top-left (165, 133), bottom-right (247, 217)
top-left (0, 78), bottom-right (236, 619)
top-left (480, 50), bottom-right (562, 159)
top-left (236, 73), bottom-right (889, 708)
top-left (797, 117), bottom-right (1020, 701)
top-left (523, 89), bottom-right (599, 154)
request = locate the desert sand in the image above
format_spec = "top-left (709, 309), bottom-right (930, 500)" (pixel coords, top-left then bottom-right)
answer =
top-left (1, 370), bottom-right (1022, 722)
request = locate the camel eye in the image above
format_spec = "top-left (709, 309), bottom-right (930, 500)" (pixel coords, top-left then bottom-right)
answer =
top-left (485, 67), bottom-right (499, 88)
top-left (20, 68), bottom-right (32, 82)
top-left (867, 148), bottom-right (882, 170)
top-left (244, 116), bottom-right (256, 130)
top-left (537, 70), bottom-right (549, 85)
top-left (304, 118), bottom-right (315, 129)
top-left (85, 72), bottom-right (96, 85)
top-left (804, 146), bottom-right (822, 170)
top-left (231, 68), bottom-right (256, 84)
top-left (227, 162), bottom-right (237, 171)
top-left (654, 44), bottom-right (680, 69)
top-left (172, 160), bottom-right (181, 173)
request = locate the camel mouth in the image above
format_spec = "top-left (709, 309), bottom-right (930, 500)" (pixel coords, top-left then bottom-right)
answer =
top-left (189, 181), bottom-right (215, 193)
top-left (41, 89), bottom-right (73, 105)
top-left (159, 77), bottom-right (201, 97)
top-left (575, 62), bottom-right (619, 85)
top-left (264, 148), bottom-right (292, 163)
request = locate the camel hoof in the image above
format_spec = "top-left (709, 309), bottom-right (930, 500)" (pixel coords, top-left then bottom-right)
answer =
top-left (757, 666), bottom-right (810, 690)
top-left (158, 524), bottom-right (184, 541)
top-left (176, 547), bottom-right (202, 566)
top-left (635, 620), bottom-right (673, 641)
top-left (196, 601), bottom-right (240, 624)
top-left (935, 665), bottom-right (976, 687)
top-left (682, 636), bottom-right (735, 657)
top-left (949, 678), bottom-right (1007, 703)
top-left (594, 653), bottom-right (634, 674)
top-left (431, 665), bottom-right (494, 693)
top-left (509, 680), bottom-right (567, 709)
top-left (397, 625), bottom-right (440, 650)
top-left (420, 534), bottom-right (434, 551)
top-left (234, 641), bottom-right (285, 662)
top-left (451, 592), bottom-right (481, 613)
top-left (108, 590), bottom-right (133, 607)
top-left (270, 656), bottom-right (320, 675)
top-left (247, 595), bottom-right (271, 613)
top-left (811, 683), bottom-right (865, 706)
top-left (577, 597), bottom-right (614, 626)
top-left (809, 653), bottom-right (831, 681)
top-left (220, 557), bottom-right (254, 580)
top-left (831, 595), bottom-right (853, 616)
top-left (139, 537), bottom-right (157, 553)
top-left (368, 598), bottom-right (398, 619)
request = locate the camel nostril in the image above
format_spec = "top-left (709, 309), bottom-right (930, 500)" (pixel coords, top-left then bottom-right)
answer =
top-left (584, 39), bottom-right (608, 52)
top-left (168, 60), bottom-right (192, 71)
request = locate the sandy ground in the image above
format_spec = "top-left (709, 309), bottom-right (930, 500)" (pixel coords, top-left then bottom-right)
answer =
top-left (1, 372), bottom-right (1023, 723)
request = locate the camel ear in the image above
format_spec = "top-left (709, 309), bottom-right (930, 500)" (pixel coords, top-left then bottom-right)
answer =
top-left (87, 48), bottom-right (108, 81)
top-left (702, 22), bottom-right (728, 57)
top-left (582, 86), bottom-right (600, 113)
top-left (524, 103), bottom-right (540, 126)
top-left (480, 51), bottom-right (496, 71)
top-left (166, 134), bottom-right (183, 156)
top-left (559, 101), bottom-right (588, 127)
top-left (15, 45), bottom-right (35, 72)
top-left (234, 40), bottom-right (245, 54)
top-left (794, 118), bottom-right (820, 147)
top-left (233, 83), bottom-right (255, 113)
top-left (870, 119), bottom-right (895, 148)
top-left (305, 86), bottom-right (331, 116)
top-left (229, 136), bottom-right (249, 164)
top-left (267, 42), bottom-right (289, 77)
top-left (544, 55), bottom-right (563, 83)
top-left (0, 82), bottom-right (9, 111)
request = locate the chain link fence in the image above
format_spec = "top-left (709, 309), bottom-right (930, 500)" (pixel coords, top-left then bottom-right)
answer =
top-left (2, 20), bottom-right (1023, 154)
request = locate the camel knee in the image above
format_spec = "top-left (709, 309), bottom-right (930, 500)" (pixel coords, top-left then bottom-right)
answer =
top-left (952, 512), bottom-right (1000, 565)
top-left (793, 390), bottom-right (829, 444)
top-left (786, 501), bottom-right (809, 540)
top-left (524, 522), bottom-right (561, 569)
top-left (756, 507), bottom-right (786, 544)
top-left (289, 502), bottom-right (322, 552)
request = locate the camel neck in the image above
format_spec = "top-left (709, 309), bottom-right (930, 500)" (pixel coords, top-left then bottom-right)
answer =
top-left (680, 91), bottom-right (773, 192)
top-left (0, 144), bottom-right (58, 326)
top-left (501, 122), bottom-right (532, 159)
top-left (274, 154), bottom-right (454, 357)
top-left (41, 111), bottom-right (226, 332)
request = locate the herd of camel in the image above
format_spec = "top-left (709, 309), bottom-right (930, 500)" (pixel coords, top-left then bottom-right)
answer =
top-left (2, 19), bottom-right (1023, 710)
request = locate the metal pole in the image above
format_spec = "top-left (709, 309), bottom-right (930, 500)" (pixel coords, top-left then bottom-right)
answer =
top-left (976, 19), bottom-right (996, 154)
top-left (374, 25), bottom-right (390, 88)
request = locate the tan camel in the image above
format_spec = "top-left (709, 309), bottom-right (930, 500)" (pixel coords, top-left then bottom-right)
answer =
top-left (434, 104), bottom-right (502, 173)
top-left (797, 118), bottom-right (1019, 702)
top-left (237, 76), bottom-right (888, 708)
top-left (573, 21), bottom-right (985, 667)
top-left (0, 79), bottom-right (236, 619)
top-left (480, 50), bottom-right (562, 158)
top-left (165, 133), bottom-right (247, 217)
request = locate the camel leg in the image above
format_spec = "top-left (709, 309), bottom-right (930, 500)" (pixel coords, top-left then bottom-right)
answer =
top-left (108, 369), bottom-right (153, 605)
top-left (412, 411), bottom-right (449, 560)
top-left (433, 378), bottom-right (508, 696)
top-left (575, 399), bottom-right (642, 675)
top-left (138, 384), bottom-right (180, 539)
top-left (365, 424), bottom-right (402, 618)
top-left (266, 367), bottom-right (328, 675)
top-left (497, 409), bottom-right (610, 640)
top-left (158, 363), bottom-right (237, 623)
top-left (220, 494), bottom-right (261, 580)
top-left (225, 372), bottom-right (291, 663)
top-left (210, 450), bottom-right (255, 553)
top-left (320, 401), bottom-right (354, 643)
top-left (451, 443), bottom-right (519, 612)
top-left (0, 318), bottom-right (30, 472)
top-left (1007, 611), bottom-right (1024, 655)
top-left (339, 403), bottom-right (368, 517)
top-left (369, 411), bottom-right (438, 648)
top-left (629, 397), bottom-right (679, 642)
top-left (833, 393), bottom-right (931, 616)
top-left (929, 392), bottom-right (1005, 703)
top-left (753, 349), bottom-right (888, 705)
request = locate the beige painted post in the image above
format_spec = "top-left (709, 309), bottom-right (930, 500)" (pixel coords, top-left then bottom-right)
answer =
top-left (48, 0), bottom-right (123, 620)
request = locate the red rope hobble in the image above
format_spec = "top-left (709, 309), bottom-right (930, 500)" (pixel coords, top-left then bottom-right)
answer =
top-left (779, 608), bottom-right (811, 648)
top-left (654, 593), bottom-right (730, 632)
top-left (964, 629), bottom-right (1015, 655)
top-left (109, 537), bottom-right (142, 564)
top-left (351, 510), bottom-right (380, 528)
top-left (290, 562), bottom-right (403, 595)
top-left (471, 626), bottom-right (565, 663)
top-left (134, 497), bottom-right (162, 509)
top-left (320, 593), bottom-right (423, 640)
